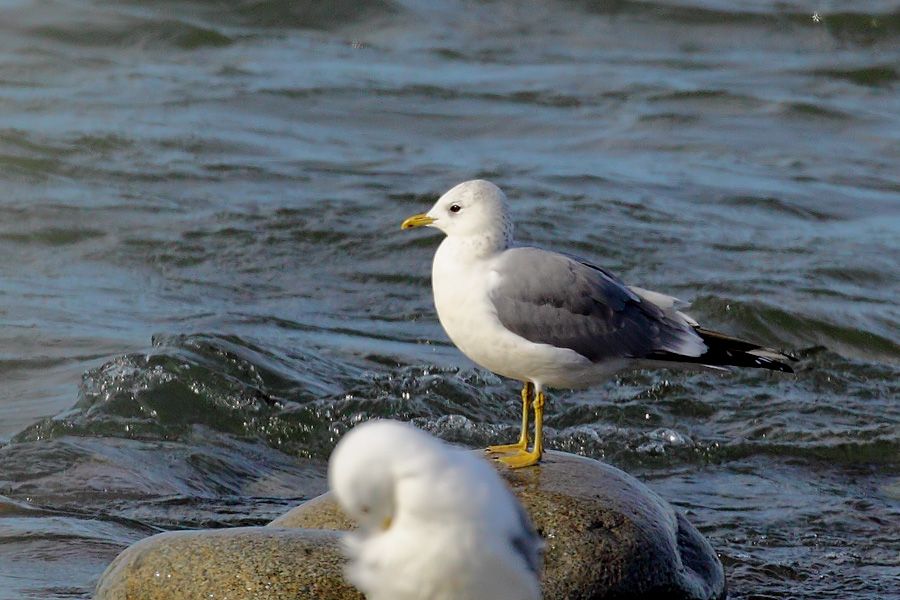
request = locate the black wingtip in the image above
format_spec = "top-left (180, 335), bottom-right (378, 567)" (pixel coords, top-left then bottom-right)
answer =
top-left (696, 328), bottom-right (796, 373)
top-left (747, 353), bottom-right (795, 374)
top-left (648, 328), bottom-right (796, 373)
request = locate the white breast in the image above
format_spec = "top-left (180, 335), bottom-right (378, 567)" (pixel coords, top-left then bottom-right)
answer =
top-left (431, 240), bottom-right (499, 362)
top-left (431, 240), bottom-right (600, 387)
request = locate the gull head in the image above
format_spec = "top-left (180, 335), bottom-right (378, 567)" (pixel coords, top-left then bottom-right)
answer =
top-left (401, 180), bottom-right (513, 246)
top-left (329, 420), bottom-right (544, 600)
top-left (328, 420), bottom-right (411, 531)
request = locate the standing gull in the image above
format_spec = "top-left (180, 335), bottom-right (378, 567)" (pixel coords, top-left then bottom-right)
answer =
top-left (401, 180), bottom-right (794, 468)
top-left (329, 420), bottom-right (542, 600)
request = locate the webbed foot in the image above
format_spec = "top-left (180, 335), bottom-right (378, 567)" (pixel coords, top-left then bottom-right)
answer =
top-left (486, 439), bottom-right (528, 455)
top-left (497, 448), bottom-right (542, 469)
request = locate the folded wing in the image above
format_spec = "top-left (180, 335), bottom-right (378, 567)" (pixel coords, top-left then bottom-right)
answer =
top-left (489, 247), bottom-right (793, 373)
top-left (489, 247), bottom-right (706, 363)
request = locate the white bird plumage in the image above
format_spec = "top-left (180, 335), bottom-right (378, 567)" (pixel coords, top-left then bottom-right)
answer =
top-left (400, 179), bottom-right (794, 467)
top-left (328, 420), bottom-right (542, 600)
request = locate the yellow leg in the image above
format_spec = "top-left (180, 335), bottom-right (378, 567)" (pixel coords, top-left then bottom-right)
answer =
top-left (486, 382), bottom-right (533, 454)
top-left (499, 391), bottom-right (545, 469)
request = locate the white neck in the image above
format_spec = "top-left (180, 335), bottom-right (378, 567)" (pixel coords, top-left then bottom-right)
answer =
top-left (436, 231), bottom-right (510, 263)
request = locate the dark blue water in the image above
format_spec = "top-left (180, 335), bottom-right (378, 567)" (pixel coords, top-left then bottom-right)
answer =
top-left (0, 1), bottom-right (898, 598)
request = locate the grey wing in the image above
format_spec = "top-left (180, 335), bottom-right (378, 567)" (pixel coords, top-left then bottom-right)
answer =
top-left (489, 247), bottom-right (705, 362)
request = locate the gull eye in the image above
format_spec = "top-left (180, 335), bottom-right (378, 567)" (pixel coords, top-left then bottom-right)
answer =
top-left (449, 204), bottom-right (461, 213)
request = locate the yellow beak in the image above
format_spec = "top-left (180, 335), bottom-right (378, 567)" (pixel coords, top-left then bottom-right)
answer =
top-left (400, 213), bottom-right (436, 230)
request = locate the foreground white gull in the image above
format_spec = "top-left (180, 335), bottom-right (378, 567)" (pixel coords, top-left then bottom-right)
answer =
top-left (329, 420), bottom-right (542, 600)
top-left (401, 179), bottom-right (794, 467)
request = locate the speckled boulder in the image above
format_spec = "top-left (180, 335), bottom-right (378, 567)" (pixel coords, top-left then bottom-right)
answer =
top-left (272, 450), bottom-right (725, 600)
top-left (94, 527), bottom-right (362, 600)
top-left (95, 450), bottom-right (725, 600)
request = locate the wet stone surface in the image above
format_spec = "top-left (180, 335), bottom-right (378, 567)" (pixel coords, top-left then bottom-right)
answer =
top-left (96, 451), bottom-right (724, 600)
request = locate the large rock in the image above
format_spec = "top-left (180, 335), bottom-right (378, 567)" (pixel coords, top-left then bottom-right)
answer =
top-left (95, 450), bottom-right (725, 600)
top-left (94, 527), bottom-right (361, 600)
